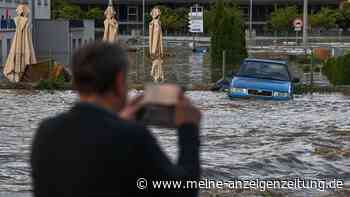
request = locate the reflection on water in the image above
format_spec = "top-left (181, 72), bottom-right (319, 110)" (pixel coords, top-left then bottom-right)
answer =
top-left (128, 46), bottom-right (213, 85)
top-left (0, 90), bottom-right (350, 196)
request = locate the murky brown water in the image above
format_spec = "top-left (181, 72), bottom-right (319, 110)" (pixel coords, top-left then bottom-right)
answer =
top-left (127, 46), bottom-right (216, 85)
top-left (0, 90), bottom-right (349, 196)
top-left (0, 46), bottom-right (349, 196)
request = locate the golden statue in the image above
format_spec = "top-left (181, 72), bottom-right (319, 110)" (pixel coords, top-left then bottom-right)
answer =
top-left (149, 7), bottom-right (164, 82)
top-left (3, 3), bottom-right (37, 82)
top-left (103, 0), bottom-right (119, 43)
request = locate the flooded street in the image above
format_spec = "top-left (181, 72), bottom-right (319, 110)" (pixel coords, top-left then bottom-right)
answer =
top-left (0, 90), bottom-right (349, 196)
top-left (0, 46), bottom-right (349, 196)
top-left (127, 45), bottom-right (215, 86)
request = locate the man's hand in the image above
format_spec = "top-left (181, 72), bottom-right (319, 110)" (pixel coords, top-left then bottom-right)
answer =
top-left (119, 95), bottom-right (144, 121)
top-left (175, 94), bottom-right (201, 127)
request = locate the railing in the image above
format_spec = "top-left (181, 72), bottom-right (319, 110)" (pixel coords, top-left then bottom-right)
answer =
top-left (0, 19), bottom-right (16, 30)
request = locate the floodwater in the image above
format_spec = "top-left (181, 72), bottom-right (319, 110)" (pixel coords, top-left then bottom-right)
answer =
top-left (127, 45), bottom-right (216, 85)
top-left (0, 90), bottom-right (349, 196)
top-left (0, 46), bottom-right (350, 197)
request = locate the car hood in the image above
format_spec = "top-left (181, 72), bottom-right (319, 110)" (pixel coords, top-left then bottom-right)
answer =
top-left (232, 76), bottom-right (291, 92)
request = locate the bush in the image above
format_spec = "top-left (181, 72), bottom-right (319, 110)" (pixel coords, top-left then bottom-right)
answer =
top-left (323, 54), bottom-right (350, 85)
top-left (35, 75), bottom-right (67, 90)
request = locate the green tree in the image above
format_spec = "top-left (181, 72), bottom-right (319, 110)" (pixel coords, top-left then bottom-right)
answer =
top-left (155, 6), bottom-right (188, 33)
top-left (269, 6), bottom-right (299, 34)
top-left (53, 0), bottom-right (96, 20)
top-left (335, 2), bottom-right (350, 30)
top-left (52, 0), bottom-right (67, 19)
top-left (208, 0), bottom-right (247, 73)
top-left (60, 4), bottom-right (84, 20)
top-left (309, 8), bottom-right (336, 31)
top-left (52, 0), bottom-right (84, 20)
top-left (173, 7), bottom-right (188, 32)
top-left (85, 7), bottom-right (104, 20)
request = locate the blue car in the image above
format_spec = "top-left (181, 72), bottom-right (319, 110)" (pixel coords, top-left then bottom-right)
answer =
top-left (229, 59), bottom-right (299, 100)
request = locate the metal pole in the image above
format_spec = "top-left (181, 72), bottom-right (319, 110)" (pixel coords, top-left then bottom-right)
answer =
top-left (310, 51), bottom-right (314, 86)
top-left (303, 0), bottom-right (308, 52)
top-left (249, 0), bottom-right (253, 39)
top-left (142, 0), bottom-right (145, 80)
top-left (222, 50), bottom-right (226, 79)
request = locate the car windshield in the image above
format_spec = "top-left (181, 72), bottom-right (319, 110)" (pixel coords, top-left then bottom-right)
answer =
top-left (237, 61), bottom-right (291, 81)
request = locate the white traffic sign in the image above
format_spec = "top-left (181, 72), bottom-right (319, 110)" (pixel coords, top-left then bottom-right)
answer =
top-left (294, 27), bottom-right (302, 31)
top-left (189, 4), bottom-right (204, 33)
top-left (189, 19), bottom-right (203, 33)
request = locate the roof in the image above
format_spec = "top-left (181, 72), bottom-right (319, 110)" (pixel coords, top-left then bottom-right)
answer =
top-left (69, 0), bottom-right (339, 5)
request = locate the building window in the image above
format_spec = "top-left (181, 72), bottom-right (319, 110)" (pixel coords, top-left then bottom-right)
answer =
top-left (37, 0), bottom-right (41, 6)
top-left (7, 38), bottom-right (11, 56)
top-left (128, 6), bottom-right (137, 22)
top-left (72, 39), bottom-right (76, 50)
top-left (241, 7), bottom-right (249, 19)
top-left (78, 38), bottom-right (82, 48)
top-left (44, 0), bottom-right (48, 6)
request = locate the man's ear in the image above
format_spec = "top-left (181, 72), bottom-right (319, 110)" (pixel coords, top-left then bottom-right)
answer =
top-left (114, 72), bottom-right (126, 97)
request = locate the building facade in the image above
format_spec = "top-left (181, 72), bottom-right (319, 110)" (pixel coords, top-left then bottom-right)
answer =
top-left (34, 0), bottom-right (51, 19)
top-left (0, 0), bottom-right (51, 65)
top-left (70, 0), bottom-right (342, 35)
top-left (33, 19), bottom-right (95, 66)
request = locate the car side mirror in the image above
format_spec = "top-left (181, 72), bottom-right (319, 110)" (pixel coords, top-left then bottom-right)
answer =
top-left (292, 78), bottom-right (300, 83)
top-left (231, 70), bottom-right (238, 77)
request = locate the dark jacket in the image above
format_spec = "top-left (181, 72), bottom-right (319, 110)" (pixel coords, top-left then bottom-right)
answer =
top-left (31, 103), bottom-right (200, 197)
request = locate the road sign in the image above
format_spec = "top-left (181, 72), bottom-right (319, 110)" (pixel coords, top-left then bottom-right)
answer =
top-left (189, 4), bottom-right (204, 33)
top-left (188, 20), bottom-right (203, 33)
top-left (294, 27), bottom-right (302, 31)
top-left (293, 18), bottom-right (303, 32)
top-left (293, 19), bottom-right (303, 28)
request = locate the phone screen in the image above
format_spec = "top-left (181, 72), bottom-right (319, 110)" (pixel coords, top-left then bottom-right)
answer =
top-left (136, 104), bottom-right (176, 128)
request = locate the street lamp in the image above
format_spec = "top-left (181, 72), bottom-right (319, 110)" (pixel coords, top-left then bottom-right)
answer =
top-left (249, 0), bottom-right (253, 39)
top-left (303, 0), bottom-right (308, 51)
top-left (142, 0), bottom-right (145, 69)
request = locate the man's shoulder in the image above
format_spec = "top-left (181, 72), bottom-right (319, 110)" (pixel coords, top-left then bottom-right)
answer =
top-left (36, 108), bottom-right (152, 142)
top-left (36, 112), bottom-right (70, 134)
top-left (109, 118), bottom-right (150, 138)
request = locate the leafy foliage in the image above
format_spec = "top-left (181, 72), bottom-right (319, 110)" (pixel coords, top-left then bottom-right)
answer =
top-left (207, 0), bottom-right (247, 68)
top-left (323, 53), bottom-right (350, 85)
top-left (52, 0), bottom-right (83, 20)
top-left (269, 6), bottom-right (299, 33)
top-left (335, 2), bottom-right (350, 30)
top-left (59, 4), bottom-right (84, 20)
top-left (309, 8), bottom-right (337, 30)
top-left (52, 0), bottom-right (103, 20)
top-left (85, 7), bottom-right (104, 20)
top-left (154, 6), bottom-right (188, 33)
top-left (35, 75), bottom-right (67, 90)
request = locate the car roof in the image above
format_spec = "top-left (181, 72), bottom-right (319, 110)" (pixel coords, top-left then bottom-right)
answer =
top-left (244, 58), bottom-right (288, 65)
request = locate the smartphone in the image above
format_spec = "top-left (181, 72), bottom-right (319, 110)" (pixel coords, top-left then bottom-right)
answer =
top-left (136, 84), bottom-right (182, 128)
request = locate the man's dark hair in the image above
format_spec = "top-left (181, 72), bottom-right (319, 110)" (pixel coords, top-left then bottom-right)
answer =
top-left (72, 42), bottom-right (128, 94)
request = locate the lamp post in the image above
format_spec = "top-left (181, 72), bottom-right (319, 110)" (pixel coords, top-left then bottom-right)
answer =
top-left (249, 0), bottom-right (253, 39)
top-left (303, 0), bottom-right (308, 52)
top-left (142, 0), bottom-right (145, 70)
